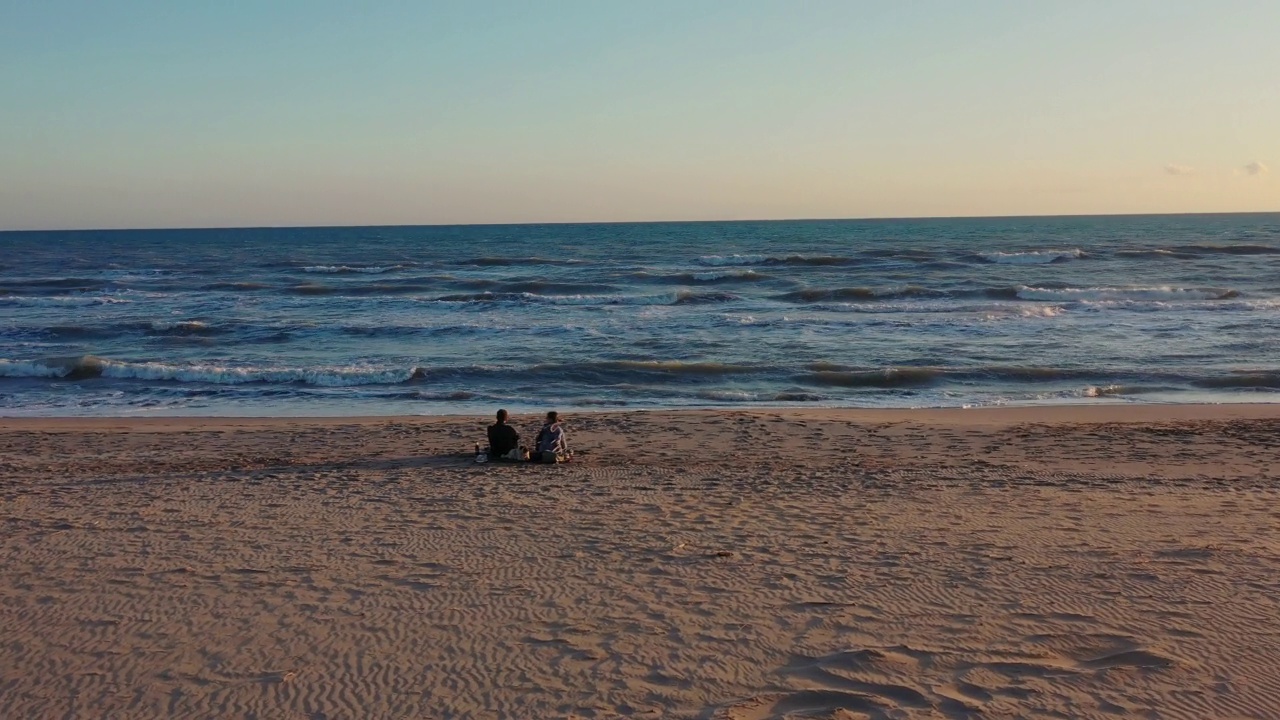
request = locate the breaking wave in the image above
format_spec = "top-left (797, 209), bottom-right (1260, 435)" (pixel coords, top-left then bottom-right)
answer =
top-left (430, 289), bottom-right (738, 306)
top-left (301, 264), bottom-right (406, 274)
top-left (1181, 244), bottom-right (1280, 255)
top-left (698, 254), bottom-right (856, 267)
top-left (1015, 286), bottom-right (1239, 302)
top-left (1193, 371), bottom-right (1280, 389)
top-left (202, 282), bottom-right (273, 291)
top-left (0, 295), bottom-right (132, 306)
top-left (0, 356), bottom-right (428, 386)
top-left (456, 257), bottom-right (584, 267)
top-left (287, 280), bottom-right (444, 296)
top-left (979, 249), bottom-right (1084, 264)
top-left (798, 367), bottom-right (943, 388)
top-left (774, 286), bottom-right (937, 303)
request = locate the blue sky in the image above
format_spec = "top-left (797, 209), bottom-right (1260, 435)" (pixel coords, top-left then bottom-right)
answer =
top-left (1, 1), bottom-right (1276, 229)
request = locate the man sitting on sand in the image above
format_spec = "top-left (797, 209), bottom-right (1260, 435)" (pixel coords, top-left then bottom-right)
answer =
top-left (534, 411), bottom-right (569, 462)
top-left (487, 409), bottom-right (521, 460)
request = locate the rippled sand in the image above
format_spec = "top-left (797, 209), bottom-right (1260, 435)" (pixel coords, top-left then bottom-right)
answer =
top-left (2, 406), bottom-right (1279, 719)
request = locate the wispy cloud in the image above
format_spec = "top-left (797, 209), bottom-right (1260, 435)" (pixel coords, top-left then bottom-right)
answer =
top-left (1164, 164), bottom-right (1194, 176)
top-left (1243, 161), bottom-right (1270, 176)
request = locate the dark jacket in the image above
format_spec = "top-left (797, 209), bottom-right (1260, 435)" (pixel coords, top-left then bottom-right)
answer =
top-left (487, 422), bottom-right (520, 456)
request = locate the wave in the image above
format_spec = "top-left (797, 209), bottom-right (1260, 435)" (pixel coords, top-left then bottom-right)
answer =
top-left (986, 305), bottom-right (1065, 319)
top-left (0, 277), bottom-right (106, 292)
top-left (689, 269), bottom-right (770, 282)
top-left (432, 291), bottom-right (594, 304)
top-left (761, 283), bottom-right (1246, 305)
top-left (774, 286), bottom-right (937, 303)
top-left (430, 289), bottom-right (738, 306)
top-left (284, 277), bottom-right (618, 297)
top-left (145, 320), bottom-right (223, 336)
top-left (799, 367), bottom-right (943, 388)
top-left (387, 390), bottom-right (480, 401)
top-left (1182, 244), bottom-right (1280, 256)
top-left (301, 264), bottom-right (405, 274)
top-left (1193, 371), bottom-right (1280, 389)
top-left (5, 354), bottom-right (1278, 404)
top-left (0, 355), bottom-right (771, 387)
top-left (628, 269), bottom-right (773, 286)
top-left (14, 324), bottom-right (116, 340)
top-left (489, 280), bottom-right (618, 295)
top-left (692, 389), bottom-right (827, 403)
top-left (969, 365), bottom-right (1095, 381)
top-left (792, 364), bottom-right (1280, 392)
top-left (202, 281), bottom-right (273, 291)
top-left (673, 290), bottom-right (739, 305)
top-left (698, 254), bottom-right (767, 266)
top-left (0, 357), bottom-right (775, 389)
top-left (1015, 285), bottom-right (1239, 302)
top-left (978, 249), bottom-right (1084, 265)
top-left (698, 254), bottom-right (856, 267)
top-left (1080, 384), bottom-right (1170, 397)
top-left (0, 295), bottom-right (131, 306)
top-left (0, 356), bottom-right (428, 386)
top-left (537, 360), bottom-right (762, 379)
top-left (456, 257), bottom-right (584, 267)
top-left (861, 248), bottom-right (939, 261)
top-left (798, 364), bottom-right (1103, 388)
top-left (15, 320), bottom-right (301, 343)
top-left (1112, 249), bottom-right (1196, 260)
top-left (1111, 245), bottom-right (1280, 259)
top-left (287, 281), bottom-right (441, 296)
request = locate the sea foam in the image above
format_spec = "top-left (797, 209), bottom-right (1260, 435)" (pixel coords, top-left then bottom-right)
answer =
top-left (979, 249), bottom-right (1084, 264)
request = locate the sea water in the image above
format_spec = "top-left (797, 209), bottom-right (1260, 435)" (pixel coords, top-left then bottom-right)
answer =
top-left (2, 214), bottom-right (1278, 416)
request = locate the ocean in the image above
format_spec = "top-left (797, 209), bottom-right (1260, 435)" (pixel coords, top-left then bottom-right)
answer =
top-left (2, 214), bottom-right (1278, 416)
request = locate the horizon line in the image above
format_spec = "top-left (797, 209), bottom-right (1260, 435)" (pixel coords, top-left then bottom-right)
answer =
top-left (3, 209), bottom-right (1278, 234)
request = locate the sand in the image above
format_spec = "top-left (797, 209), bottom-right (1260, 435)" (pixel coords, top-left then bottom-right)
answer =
top-left (2, 405), bottom-right (1279, 719)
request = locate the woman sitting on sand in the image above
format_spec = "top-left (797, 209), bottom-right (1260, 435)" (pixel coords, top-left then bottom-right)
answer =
top-left (534, 411), bottom-right (569, 462)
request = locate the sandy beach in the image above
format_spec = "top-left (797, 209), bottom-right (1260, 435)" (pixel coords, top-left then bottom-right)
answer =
top-left (3, 405), bottom-right (1279, 719)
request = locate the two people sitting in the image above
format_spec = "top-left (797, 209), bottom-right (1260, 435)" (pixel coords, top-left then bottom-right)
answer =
top-left (482, 409), bottom-right (570, 463)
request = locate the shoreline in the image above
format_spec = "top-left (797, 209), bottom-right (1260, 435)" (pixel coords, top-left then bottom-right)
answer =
top-left (3, 401), bottom-right (1278, 431)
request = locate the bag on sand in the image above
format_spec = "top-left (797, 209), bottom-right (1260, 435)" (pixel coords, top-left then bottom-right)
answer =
top-left (538, 450), bottom-right (563, 464)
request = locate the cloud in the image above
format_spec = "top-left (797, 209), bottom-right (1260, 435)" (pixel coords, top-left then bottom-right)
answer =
top-left (1164, 164), bottom-right (1194, 176)
top-left (1243, 161), bottom-right (1270, 176)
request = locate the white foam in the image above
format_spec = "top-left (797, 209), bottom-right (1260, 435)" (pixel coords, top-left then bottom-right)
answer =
top-left (697, 254), bottom-right (767, 267)
top-left (981, 249), bottom-right (1083, 264)
top-left (0, 357), bottom-right (422, 386)
top-left (0, 295), bottom-right (131, 306)
top-left (1022, 305), bottom-right (1064, 317)
top-left (0, 359), bottom-right (67, 378)
top-left (539, 293), bottom-right (632, 306)
top-left (150, 320), bottom-right (210, 331)
top-left (302, 265), bottom-right (401, 274)
top-left (982, 305), bottom-right (1066, 320)
top-left (691, 269), bottom-right (762, 281)
top-left (99, 361), bottom-right (416, 386)
top-left (695, 390), bottom-right (758, 402)
top-left (1016, 285), bottom-right (1235, 302)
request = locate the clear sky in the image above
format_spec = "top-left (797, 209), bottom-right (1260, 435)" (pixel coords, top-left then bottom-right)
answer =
top-left (1, 1), bottom-right (1276, 230)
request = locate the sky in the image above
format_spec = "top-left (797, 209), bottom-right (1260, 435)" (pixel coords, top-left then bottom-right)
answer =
top-left (0, 1), bottom-right (1276, 230)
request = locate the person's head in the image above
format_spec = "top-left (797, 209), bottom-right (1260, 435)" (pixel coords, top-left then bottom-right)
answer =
top-left (495, 408), bottom-right (508, 423)
top-left (545, 410), bottom-right (558, 424)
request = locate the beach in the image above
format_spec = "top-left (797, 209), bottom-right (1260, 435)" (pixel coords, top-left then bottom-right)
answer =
top-left (3, 405), bottom-right (1280, 719)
